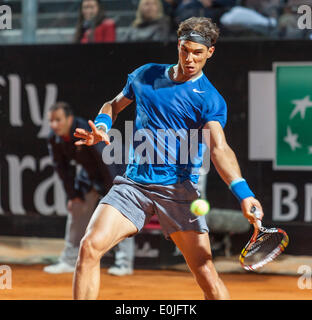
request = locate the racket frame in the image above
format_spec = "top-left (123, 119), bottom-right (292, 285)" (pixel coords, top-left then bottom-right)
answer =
top-left (239, 207), bottom-right (289, 271)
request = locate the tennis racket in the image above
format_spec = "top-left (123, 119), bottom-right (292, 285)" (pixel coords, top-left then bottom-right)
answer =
top-left (239, 206), bottom-right (289, 271)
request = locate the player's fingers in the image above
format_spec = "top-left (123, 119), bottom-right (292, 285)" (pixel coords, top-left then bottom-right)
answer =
top-left (258, 203), bottom-right (264, 220)
top-left (75, 128), bottom-right (90, 136)
top-left (88, 120), bottom-right (97, 133)
top-left (103, 138), bottom-right (110, 145)
top-left (101, 132), bottom-right (111, 145)
top-left (252, 200), bottom-right (264, 220)
top-left (74, 132), bottom-right (88, 139)
top-left (75, 140), bottom-right (87, 146)
top-left (241, 198), bottom-right (257, 224)
top-left (251, 215), bottom-right (257, 225)
top-left (245, 208), bottom-right (258, 225)
top-left (246, 211), bottom-right (256, 224)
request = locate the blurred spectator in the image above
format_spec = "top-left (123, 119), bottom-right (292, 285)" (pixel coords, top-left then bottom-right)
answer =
top-left (118, 0), bottom-right (172, 42)
top-left (220, 0), bottom-right (278, 36)
top-left (174, 0), bottom-right (236, 26)
top-left (278, 0), bottom-right (312, 39)
top-left (161, 0), bottom-right (182, 30)
top-left (162, 0), bottom-right (182, 17)
top-left (242, 0), bottom-right (281, 18)
top-left (74, 0), bottom-right (116, 43)
top-left (278, 1), bottom-right (302, 38)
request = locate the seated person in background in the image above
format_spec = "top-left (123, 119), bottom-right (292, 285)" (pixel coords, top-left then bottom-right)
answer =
top-left (118, 0), bottom-right (172, 42)
top-left (161, 0), bottom-right (182, 30)
top-left (278, 0), bottom-right (312, 39)
top-left (174, 0), bottom-right (236, 26)
top-left (74, 0), bottom-right (116, 43)
top-left (162, 0), bottom-right (182, 17)
top-left (220, 0), bottom-right (278, 36)
top-left (242, 0), bottom-right (281, 18)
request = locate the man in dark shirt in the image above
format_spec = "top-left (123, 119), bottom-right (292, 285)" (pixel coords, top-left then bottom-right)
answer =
top-left (44, 101), bottom-right (113, 273)
top-left (174, 0), bottom-right (236, 25)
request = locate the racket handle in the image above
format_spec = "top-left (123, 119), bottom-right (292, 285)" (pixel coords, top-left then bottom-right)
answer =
top-left (251, 206), bottom-right (262, 229)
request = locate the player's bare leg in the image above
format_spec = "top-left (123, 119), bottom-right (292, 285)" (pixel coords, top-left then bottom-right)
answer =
top-left (170, 230), bottom-right (230, 300)
top-left (73, 204), bottom-right (137, 300)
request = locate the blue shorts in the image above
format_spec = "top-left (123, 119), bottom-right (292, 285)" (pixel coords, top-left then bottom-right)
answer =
top-left (100, 175), bottom-right (209, 239)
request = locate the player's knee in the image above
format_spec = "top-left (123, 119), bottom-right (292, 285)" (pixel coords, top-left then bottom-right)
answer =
top-left (78, 236), bottom-right (102, 267)
top-left (193, 264), bottom-right (212, 281)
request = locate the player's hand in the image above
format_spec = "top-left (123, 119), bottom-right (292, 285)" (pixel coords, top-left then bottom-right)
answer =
top-left (241, 197), bottom-right (264, 225)
top-left (74, 120), bottom-right (110, 146)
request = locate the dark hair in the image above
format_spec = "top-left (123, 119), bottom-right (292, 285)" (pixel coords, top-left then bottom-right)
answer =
top-left (177, 17), bottom-right (220, 46)
top-left (49, 102), bottom-right (74, 117)
top-left (74, 0), bottom-right (106, 43)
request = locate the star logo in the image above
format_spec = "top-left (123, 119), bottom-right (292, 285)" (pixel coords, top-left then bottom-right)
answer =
top-left (289, 95), bottom-right (312, 120)
top-left (284, 126), bottom-right (302, 151)
top-left (271, 64), bottom-right (312, 169)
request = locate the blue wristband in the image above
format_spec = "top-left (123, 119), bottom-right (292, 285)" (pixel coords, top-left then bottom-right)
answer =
top-left (94, 114), bottom-right (112, 133)
top-left (229, 178), bottom-right (255, 203)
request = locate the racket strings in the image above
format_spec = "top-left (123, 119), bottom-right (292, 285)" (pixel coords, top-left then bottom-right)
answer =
top-left (244, 231), bottom-right (284, 264)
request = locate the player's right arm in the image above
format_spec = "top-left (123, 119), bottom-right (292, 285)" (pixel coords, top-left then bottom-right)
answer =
top-left (74, 92), bottom-right (133, 146)
top-left (204, 120), bottom-right (263, 224)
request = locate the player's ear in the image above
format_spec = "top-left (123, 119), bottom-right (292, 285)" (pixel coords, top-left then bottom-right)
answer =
top-left (207, 46), bottom-right (215, 58)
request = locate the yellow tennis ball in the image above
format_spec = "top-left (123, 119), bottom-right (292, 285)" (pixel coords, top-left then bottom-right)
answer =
top-left (190, 199), bottom-right (210, 216)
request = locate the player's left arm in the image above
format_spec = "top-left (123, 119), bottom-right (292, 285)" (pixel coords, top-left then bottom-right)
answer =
top-left (74, 92), bottom-right (133, 146)
top-left (203, 120), bottom-right (263, 224)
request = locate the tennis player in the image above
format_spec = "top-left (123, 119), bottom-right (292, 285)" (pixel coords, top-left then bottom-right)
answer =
top-left (73, 17), bottom-right (264, 300)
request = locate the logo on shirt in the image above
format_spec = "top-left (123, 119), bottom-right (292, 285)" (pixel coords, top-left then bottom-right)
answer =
top-left (189, 217), bottom-right (200, 223)
top-left (193, 89), bottom-right (205, 94)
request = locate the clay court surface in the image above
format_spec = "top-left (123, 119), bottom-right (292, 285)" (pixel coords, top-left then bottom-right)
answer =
top-left (0, 264), bottom-right (311, 300)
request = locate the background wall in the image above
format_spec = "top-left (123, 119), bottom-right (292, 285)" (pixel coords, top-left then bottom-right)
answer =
top-left (1, 40), bottom-right (312, 255)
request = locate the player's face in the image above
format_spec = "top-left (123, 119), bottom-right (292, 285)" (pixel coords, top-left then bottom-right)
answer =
top-left (178, 40), bottom-right (215, 80)
top-left (82, 0), bottom-right (99, 21)
top-left (48, 109), bottom-right (72, 137)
